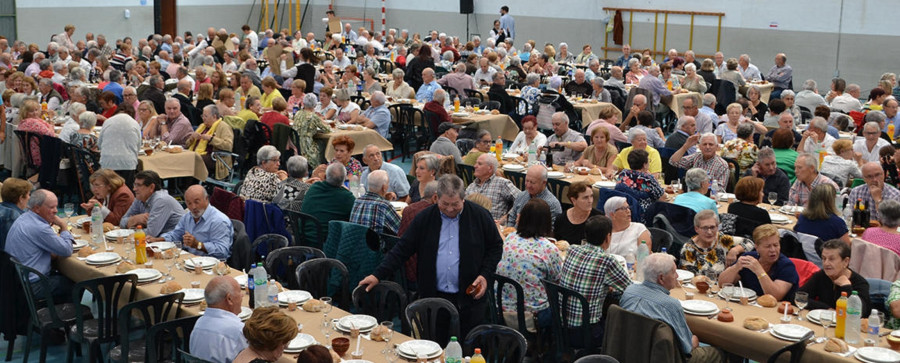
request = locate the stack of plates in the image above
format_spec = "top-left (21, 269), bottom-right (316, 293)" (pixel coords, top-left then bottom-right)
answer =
top-left (184, 257), bottom-right (219, 270)
top-left (72, 239), bottom-right (88, 251)
top-left (854, 347), bottom-right (900, 363)
top-left (768, 214), bottom-right (791, 224)
top-left (717, 193), bottom-right (735, 202)
top-left (593, 181), bottom-right (616, 189)
top-left (547, 171), bottom-right (565, 179)
top-left (105, 229), bottom-right (134, 240)
top-left (805, 309), bottom-right (835, 327)
top-left (390, 201), bottom-right (408, 211)
top-left (148, 242), bottom-right (176, 250)
top-left (85, 252), bottom-right (121, 265)
top-left (502, 153), bottom-right (519, 160)
top-left (198, 306), bottom-right (252, 321)
top-left (335, 315), bottom-right (378, 333)
top-left (718, 286), bottom-right (757, 302)
top-left (179, 288), bottom-right (205, 304)
top-left (397, 340), bottom-right (442, 360)
top-left (284, 333), bottom-right (317, 353)
top-left (676, 269), bottom-right (694, 282)
top-left (451, 112), bottom-right (469, 117)
top-left (502, 164), bottom-right (524, 172)
top-left (234, 274), bottom-right (248, 287)
top-left (277, 290), bottom-right (312, 306)
top-left (344, 360), bottom-right (375, 363)
top-left (129, 268), bottom-right (162, 283)
top-left (769, 324), bottom-right (812, 342)
top-left (680, 300), bottom-right (719, 316)
top-left (75, 217), bottom-right (91, 227)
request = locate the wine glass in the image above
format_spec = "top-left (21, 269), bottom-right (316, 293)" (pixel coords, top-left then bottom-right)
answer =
top-left (320, 296), bottom-right (333, 319)
top-left (384, 348), bottom-right (399, 363)
top-left (767, 192), bottom-right (778, 209)
top-left (164, 247), bottom-right (178, 282)
top-left (794, 291), bottom-right (808, 321)
top-left (320, 318), bottom-right (333, 349)
top-left (380, 321), bottom-right (394, 353)
top-left (63, 203), bottom-right (75, 224)
top-left (819, 310), bottom-right (833, 339)
top-left (703, 270), bottom-right (718, 298)
top-left (722, 283), bottom-right (734, 310)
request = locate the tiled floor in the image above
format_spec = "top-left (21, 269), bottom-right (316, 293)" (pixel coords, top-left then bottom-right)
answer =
top-left (0, 334), bottom-right (70, 362)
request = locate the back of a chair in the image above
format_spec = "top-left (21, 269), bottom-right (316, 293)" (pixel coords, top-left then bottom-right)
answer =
top-left (146, 315), bottom-right (201, 363)
top-left (456, 138), bottom-right (476, 157)
top-left (0, 251), bottom-right (28, 341)
top-left (463, 324), bottom-right (528, 363)
top-left (535, 94), bottom-right (560, 130)
top-left (647, 227), bottom-right (673, 254)
top-left (351, 282), bottom-right (408, 325)
top-left (265, 246), bottom-right (325, 290)
top-left (38, 135), bottom-right (64, 190)
top-left (488, 274), bottom-right (530, 336)
top-left (178, 348), bottom-right (214, 363)
top-left (271, 123), bottom-right (296, 161)
top-left (405, 297), bottom-right (460, 347)
top-left (714, 80), bottom-right (736, 115)
top-left (766, 331), bottom-right (814, 363)
top-left (117, 292), bottom-right (184, 363)
top-left (69, 144), bottom-right (100, 203)
top-left (778, 229), bottom-right (807, 261)
top-left (575, 354), bottom-right (621, 363)
top-left (849, 239), bottom-right (900, 282)
top-left (250, 233), bottom-right (290, 260)
top-left (867, 278), bottom-right (892, 316)
top-left (789, 258), bottom-right (820, 287)
top-left (542, 278), bottom-right (592, 356)
top-left (602, 305), bottom-right (685, 363)
top-left (597, 188), bottom-right (641, 222)
top-left (794, 232), bottom-right (824, 268)
top-left (464, 88), bottom-right (484, 102)
top-left (504, 170), bottom-right (526, 190)
top-left (72, 274), bottom-right (138, 347)
top-left (295, 258), bottom-right (350, 308)
top-left (456, 163), bottom-right (475, 187)
top-left (227, 219), bottom-right (253, 271)
top-left (285, 211), bottom-right (325, 249)
top-left (604, 86), bottom-right (627, 113)
top-left (11, 260), bottom-right (57, 330)
top-left (547, 178), bottom-right (570, 210)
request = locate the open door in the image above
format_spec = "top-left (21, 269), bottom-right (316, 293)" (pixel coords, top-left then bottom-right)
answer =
top-left (155, 0), bottom-right (177, 37)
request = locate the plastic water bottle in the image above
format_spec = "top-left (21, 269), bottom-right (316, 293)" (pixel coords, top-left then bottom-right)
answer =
top-left (267, 279), bottom-right (279, 306)
top-left (444, 336), bottom-right (462, 363)
top-left (539, 149), bottom-right (547, 167)
top-left (91, 203), bottom-right (104, 248)
top-left (845, 291), bottom-right (862, 344)
top-left (527, 140), bottom-right (537, 166)
top-left (625, 253), bottom-right (636, 278)
top-left (842, 199), bottom-right (854, 229)
top-left (635, 240), bottom-right (650, 282)
top-left (709, 179), bottom-right (719, 200)
top-left (254, 264), bottom-right (269, 307)
top-left (867, 308), bottom-right (881, 344)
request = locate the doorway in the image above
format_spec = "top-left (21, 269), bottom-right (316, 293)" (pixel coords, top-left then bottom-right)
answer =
top-left (155, 0), bottom-right (176, 37)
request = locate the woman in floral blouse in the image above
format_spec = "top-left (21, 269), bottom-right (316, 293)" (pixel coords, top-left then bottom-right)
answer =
top-left (331, 135), bottom-right (362, 179)
top-left (679, 209), bottom-right (756, 275)
top-left (239, 145), bottom-right (288, 202)
top-left (518, 73), bottom-right (541, 115)
top-left (292, 94), bottom-right (331, 169)
top-left (615, 149), bottom-right (665, 214)
top-left (719, 122), bottom-right (759, 173)
top-left (496, 198), bottom-right (562, 329)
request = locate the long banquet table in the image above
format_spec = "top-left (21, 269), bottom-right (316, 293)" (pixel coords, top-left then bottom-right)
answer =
top-left (138, 150), bottom-right (209, 181)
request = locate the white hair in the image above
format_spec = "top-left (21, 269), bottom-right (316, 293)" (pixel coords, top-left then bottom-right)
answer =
top-left (367, 170), bottom-right (389, 193)
top-left (627, 128), bottom-right (646, 143)
top-left (603, 196), bottom-right (628, 215)
top-left (642, 253), bottom-right (676, 284)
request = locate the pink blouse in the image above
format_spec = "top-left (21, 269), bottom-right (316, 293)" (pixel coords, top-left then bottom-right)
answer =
top-left (861, 227), bottom-right (900, 257)
top-left (16, 118), bottom-right (56, 167)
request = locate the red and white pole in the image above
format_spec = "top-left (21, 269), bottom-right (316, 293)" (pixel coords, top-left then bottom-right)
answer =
top-left (381, 0), bottom-right (386, 37)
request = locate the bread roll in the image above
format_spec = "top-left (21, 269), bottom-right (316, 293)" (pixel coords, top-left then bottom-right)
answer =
top-left (115, 261), bottom-right (135, 273)
top-left (302, 299), bottom-right (325, 312)
top-left (589, 167), bottom-right (602, 175)
top-left (776, 302), bottom-right (795, 315)
top-left (860, 318), bottom-right (869, 332)
top-left (742, 316), bottom-right (769, 330)
top-left (160, 281), bottom-right (183, 294)
top-left (555, 240), bottom-right (570, 252)
top-left (717, 310), bottom-right (734, 322)
top-left (824, 337), bottom-right (849, 353)
top-left (77, 246), bottom-right (95, 258)
top-left (102, 222), bottom-right (115, 232)
top-left (370, 325), bottom-right (389, 341)
top-left (757, 294), bottom-right (777, 308)
top-left (490, 109), bottom-right (500, 115)
top-left (691, 275), bottom-right (709, 286)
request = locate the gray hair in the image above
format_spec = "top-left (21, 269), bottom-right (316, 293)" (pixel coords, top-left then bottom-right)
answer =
top-left (865, 112), bottom-right (886, 125)
top-left (758, 147), bottom-right (775, 162)
top-left (878, 199), bottom-right (900, 228)
top-left (53, 61), bottom-right (67, 72)
top-left (364, 66), bottom-right (377, 78)
top-left (256, 145), bottom-right (281, 165)
top-left (684, 63), bottom-right (696, 72)
top-left (204, 277), bottom-right (235, 305)
top-left (203, 104), bottom-right (220, 119)
top-left (302, 93), bottom-right (318, 109)
top-left (392, 68), bottom-right (405, 78)
top-left (627, 128), bottom-right (646, 143)
top-left (78, 111), bottom-right (97, 129)
top-left (370, 91), bottom-right (386, 105)
top-left (69, 102), bottom-right (86, 115)
top-left (422, 181), bottom-right (439, 199)
top-left (699, 132), bottom-right (718, 144)
top-left (325, 162), bottom-right (347, 186)
top-left (528, 164), bottom-right (548, 182)
top-left (802, 79), bottom-right (817, 91)
top-left (548, 76), bottom-right (563, 89)
top-left (69, 67), bottom-right (85, 82)
top-left (703, 93), bottom-right (716, 107)
top-left (436, 174), bottom-right (465, 199)
top-left (781, 89), bottom-right (795, 98)
top-left (525, 73), bottom-right (540, 85)
top-left (39, 59), bottom-right (52, 71)
top-left (39, 78), bottom-right (53, 88)
top-left (285, 155), bottom-right (308, 178)
top-left (846, 84), bottom-right (861, 94)
top-left (591, 77), bottom-right (604, 87)
top-left (675, 116), bottom-right (695, 130)
top-left (603, 196), bottom-right (628, 215)
top-left (508, 57), bottom-right (521, 67)
top-left (648, 65), bottom-right (660, 74)
top-left (481, 154), bottom-right (499, 173)
top-left (628, 58), bottom-right (640, 67)
top-left (433, 89), bottom-right (446, 103)
top-left (108, 69), bottom-right (121, 83)
top-left (418, 154), bottom-right (440, 174)
top-left (442, 51), bottom-right (454, 61)
top-left (809, 117), bottom-right (828, 132)
top-left (27, 189), bottom-right (51, 210)
top-left (366, 169), bottom-right (389, 193)
top-left (684, 168), bottom-right (709, 192)
top-left (693, 209), bottom-right (719, 227)
top-left (796, 153), bottom-right (819, 172)
top-left (642, 253), bottom-right (676, 284)
top-left (737, 122), bottom-right (755, 139)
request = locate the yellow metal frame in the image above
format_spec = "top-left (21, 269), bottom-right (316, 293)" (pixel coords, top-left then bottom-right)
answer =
top-left (601, 7), bottom-right (725, 60)
top-left (259, 0), bottom-right (305, 32)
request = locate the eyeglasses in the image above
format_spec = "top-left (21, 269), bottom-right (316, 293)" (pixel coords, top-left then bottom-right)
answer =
top-left (698, 225), bottom-right (718, 232)
top-left (616, 206), bottom-right (631, 212)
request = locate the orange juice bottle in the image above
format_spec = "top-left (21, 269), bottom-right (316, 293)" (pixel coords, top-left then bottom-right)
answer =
top-left (889, 124), bottom-right (895, 141)
top-left (134, 226), bottom-right (148, 264)
top-left (835, 291), bottom-right (847, 339)
top-left (495, 138), bottom-right (503, 161)
top-left (818, 150), bottom-right (826, 169)
top-left (453, 96), bottom-right (460, 112)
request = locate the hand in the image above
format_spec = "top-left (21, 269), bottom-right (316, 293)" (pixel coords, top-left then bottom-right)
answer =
top-left (685, 134), bottom-right (700, 148)
top-left (359, 274), bottom-right (380, 292)
top-left (750, 163), bottom-right (760, 177)
top-left (833, 273), bottom-right (852, 287)
top-left (548, 141), bottom-right (559, 148)
top-left (384, 192), bottom-right (397, 201)
top-left (183, 232), bottom-right (197, 248)
top-left (871, 183), bottom-right (883, 203)
top-left (726, 246), bottom-right (744, 266)
top-left (127, 213), bottom-right (149, 228)
top-left (147, 236), bottom-right (165, 242)
top-left (51, 215), bottom-right (68, 230)
top-left (472, 275), bottom-right (488, 299)
top-left (737, 255), bottom-right (764, 275)
top-left (801, 130), bottom-right (814, 139)
top-left (276, 170), bottom-right (288, 180)
top-left (630, 105), bottom-right (640, 115)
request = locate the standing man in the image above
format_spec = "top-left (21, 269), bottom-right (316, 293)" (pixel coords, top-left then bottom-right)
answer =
top-left (499, 6), bottom-right (515, 41)
top-left (359, 175), bottom-right (503, 340)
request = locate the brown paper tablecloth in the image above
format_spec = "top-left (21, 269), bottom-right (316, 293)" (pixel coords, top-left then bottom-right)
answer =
top-left (138, 150), bottom-right (208, 180)
top-left (573, 101), bottom-right (613, 123)
top-left (740, 82), bottom-right (775, 103)
top-left (315, 128), bottom-right (393, 163)
top-left (451, 113), bottom-right (519, 141)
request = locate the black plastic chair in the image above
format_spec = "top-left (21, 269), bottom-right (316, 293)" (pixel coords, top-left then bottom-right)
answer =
top-left (504, 170), bottom-right (526, 190)
top-left (464, 88), bottom-right (485, 102)
top-left (108, 292), bottom-right (184, 363)
top-left (146, 315), bottom-right (201, 363)
top-left (405, 107), bottom-right (434, 150)
top-left (766, 331), bottom-right (814, 363)
top-left (12, 260), bottom-right (88, 363)
top-left (178, 348), bottom-right (213, 363)
top-left (387, 104), bottom-right (411, 161)
top-left (13, 130), bottom-right (39, 178)
top-left (265, 246), bottom-right (325, 290)
top-left (456, 138), bottom-right (476, 158)
top-left (463, 324), bottom-right (527, 363)
top-left (295, 258), bottom-right (350, 309)
top-left (479, 100), bottom-right (501, 111)
top-left (574, 354), bottom-right (620, 363)
top-left (487, 274), bottom-right (534, 341)
top-left (350, 95), bottom-right (370, 110)
top-left (68, 274), bottom-right (139, 363)
top-left (351, 282), bottom-right (408, 329)
top-left (456, 163), bottom-right (475, 186)
top-left (285, 210), bottom-right (326, 250)
top-left (404, 297), bottom-right (460, 347)
top-left (250, 233), bottom-right (290, 261)
top-left (547, 178), bottom-right (571, 210)
top-left (647, 227), bottom-right (673, 254)
top-left (542, 278), bottom-right (594, 360)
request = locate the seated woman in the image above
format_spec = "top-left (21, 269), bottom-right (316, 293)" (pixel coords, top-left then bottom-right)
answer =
top-left (80, 169), bottom-right (134, 226)
top-left (820, 139), bottom-right (862, 187)
top-left (259, 97), bottom-right (291, 131)
top-left (409, 154), bottom-right (440, 203)
top-left (330, 135), bottom-right (362, 180)
top-left (239, 145), bottom-right (288, 202)
top-left (679, 210), bottom-right (756, 275)
top-left (233, 306), bottom-right (298, 363)
top-left (861, 199), bottom-right (900, 257)
top-left (615, 149), bottom-right (665, 214)
top-left (188, 105), bottom-right (234, 181)
top-left (746, 85), bottom-right (768, 122)
top-left (612, 129), bottom-right (663, 178)
top-left (605, 196), bottom-right (652, 257)
top-left (794, 184), bottom-right (851, 244)
top-left (273, 155), bottom-right (312, 214)
top-left (576, 126), bottom-right (618, 178)
top-left (462, 129), bottom-right (492, 166)
top-left (719, 224), bottom-right (799, 301)
top-left (507, 116), bottom-right (547, 155)
top-left (727, 177), bottom-right (772, 238)
top-left (673, 168), bottom-right (718, 214)
top-left (237, 96), bottom-right (262, 122)
top-left (799, 239), bottom-right (871, 315)
top-left (496, 199), bottom-right (562, 329)
top-left (554, 181), bottom-right (601, 243)
top-left (292, 94), bottom-right (331, 169)
top-left (68, 111), bottom-right (99, 152)
top-left (719, 123), bottom-right (759, 173)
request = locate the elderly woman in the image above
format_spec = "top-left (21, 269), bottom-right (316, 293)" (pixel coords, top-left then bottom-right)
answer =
top-left (385, 68), bottom-right (414, 100)
top-left (719, 58), bottom-right (746, 99)
top-left (625, 58), bottom-right (647, 85)
top-left (16, 100), bottom-right (55, 167)
top-left (273, 155), bottom-right (311, 214)
top-left (799, 239), bottom-right (871, 314)
top-left (333, 88), bottom-right (360, 124)
top-left (508, 115), bottom-right (547, 155)
top-left (233, 306), bottom-right (298, 363)
top-left (409, 154), bottom-right (440, 203)
top-left (715, 103), bottom-right (743, 143)
top-left (728, 177), bottom-right (772, 238)
top-left (720, 122), bottom-right (759, 172)
top-left (681, 63), bottom-right (708, 93)
top-left (216, 88), bottom-right (238, 118)
top-left (331, 135), bottom-right (362, 179)
top-left (259, 76), bottom-right (285, 111)
top-left (293, 93), bottom-right (330, 168)
top-left (259, 97), bottom-right (291, 130)
top-left (673, 168), bottom-right (718, 214)
top-left (658, 63), bottom-right (681, 90)
top-left (136, 100), bottom-right (161, 136)
top-left (616, 149), bottom-right (665, 213)
top-left (80, 169), bottom-right (134, 226)
top-left (237, 96), bottom-right (262, 122)
top-left (719, 224), bottom-right (799, 301)
top-left (188, 105), bottom-right (234, 180)
top-left (339, 65), bottom-right (360, 90)
top-left (679, 210), bottom-right (756, 274)
top-left (554, 181), bottom-right (601, 243)
top-left (862, 200), bottom-right (900, 256)
top-left (240, 145), bottom-right (288, 202)
top-left (361, 66), bottom-right (383, 95)
top-left (519, 73), bottom-right (542, 113)
top-left (781, 90), bottom-right (802, 123)
top-left (820, 139), bottom-right (862, 186)
top-left (529, 54), bottom-right (553, 76)
top-left (195, 83), bottom-right (215, 111)
top-left (576, 126), bottom-right (617, 176)
top-left (496, 198), bottom-right (561, 328)
top-left (557, 42), bottom-right (574, 64)
top-left (794, 184), bottom-right (851, 244)
top-left (590, 78), bottom-right (611, 102)
top-left (68, 111), bottom-right (100, 152)
top-left (606, 196), bottom-right (653, 257)
top-left (285, 79), bottom-right (306, 111)
top-left (297, 345), bottom-right (332, 363)
top-left (462, 129), bottom-right (493, 165)
top-left (698, 59), bottom-right (717, 85)
top-left (315, 87), bottom-right (338, 120)
top-left (746, 85), bottom-right (768, 122)
top-left (504, 57), bottom-right (526, 84)
top-left (612, 129), bottom-right (663, 177)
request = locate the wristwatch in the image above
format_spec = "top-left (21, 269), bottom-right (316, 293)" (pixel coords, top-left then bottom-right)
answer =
top-left (197, 241), bottom-right (204, 251)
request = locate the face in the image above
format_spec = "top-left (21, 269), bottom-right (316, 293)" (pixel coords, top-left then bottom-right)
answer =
top-left (715, 53), bottom-right (723, 64)
top-left (699, 136), bottom-right (718, 158)
top-left (333, 145), bottom-right (350, 163)
top-left (137, 104), bottom-right (153, 120)
top-left (694, 217), bottom-right (719, 244)
top-left (758, 157), bottom-right (776, 176)
top-left (794, 158), bottom-right (812, 182)
top-left (362, 148), bottom-right (382, 170)
top-left (632, 134), bottom-right (647, 149)
top-left (571, 189), bottom-right (594, 211)
top-left (445, 127), bottom-right (458, 142)
top-left (686, 67), bottom-right (696, 77)
top-left (249, 100), bottom-right (261, 113)
top-left (21, 82), bottom-right (33, 94)
top-left (422, 71), bottom-right (433, 83)
top-left (583, 46), bottom-right (591, 55)
top-left (415, 159), bottom-right (435, 181)
top-left (863, 165), bottom-right (885, 190)
top-left (682, 99), bottom-right (698, 117)
top-left (727, 107), bottom-right (742, 121)
top-left (748, 89), bottom-right (759, 101)
top-left (575, 72), bottom-right (585, 83)
top-left (821, 248), bottom-right (849, 279)
top-left (885, 100), bottom-right (899, 118)
top-left (476, 134), bottom-right (492, 152)
top-left (551, 117), bottom-right (568, 136)
top-left (864, 126), bottom-right (880, 142)
top-left (681, 119), bottom-right (697, 135)
top-left (165, 101), bottom-right (180, 119)
top-left (782, 94), bottom-right (794, 108)
top-left (221, 93), bottom-right (234, 107)
top-left (523, 121), bottom-right (537, 139)
top-left (34, 193), bottom-right (59, 222)
top-left (437, 194), bottom-right (464, 218)
top-left (202, 107), bottom-right (217, 125)
top-left (90, 179), bottom-right (111, 198)
top-left (240, 77), bottom-right (252, 91)
top-left (123, 89), bottom-right (137, 104)
top-left (320, 93), bottom-right (332, 105)
top-left (756, 236), bottom-right (780, 264)
top-left (592, 131), bottom-right (608, 146)
top-left (184, 191), bottom-right (209, 219)
top-left (524, 171), bottom-right (546, 196)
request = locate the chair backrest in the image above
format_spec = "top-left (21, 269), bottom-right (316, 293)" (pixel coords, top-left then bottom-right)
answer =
top-left (250, 233), bottom-right (290, 260)
top-left (867, 278), bottom-right (892, 316)
top-left (463, 324), bottom-right (528, 363)
top-left (69, 144), bottom-right (100, 203)
top-left (177, 348), bottom-right (214, 363)
top-left (464, 88), bottom-right (484, 102)
top-left (794, 231), bottom-right (824, 268)
top-left (405, 297), bottom-right (460, 347)
top-left (850, 238), bottom-right (900, 282)
top-left (265, 246), bottom-right (325, 290)
top-left (504, 170), bottom-right (526, 190)
top-left (117, 292), bottom-right (184, 363)
top-left (597, 188), bottom-right (642, 222)
top-left (766, 331), bottom-right (814, 363)
top-left (456, 163), bottom-right (475, 186)
top-left (487, 274), bottom-right (529, 337)
top-left (535, 94), bottom-right (560, 130)
top-left (13, 130), bottom-right (38, 174)
top-left (779, 229), bottom-right (807, 261)
top-left (72, 274), bottom-right (139, 347)
top-left (575, 355), bottom-right (621, 363)
top-left (146, 315), bottom-right (201, 363)
top-left (351, 282), bottom-right (408, 325)
top-left (456, 138), bottom-right (476, 157)
top-left (602, 304), bottom-right (686, 363)
top-left (714, 80), bottom-right (736, 115)
top-left (285, 211), bottom-right (325, 249)
top-left (604, 86), bottom-right (627, 113)
top-left (542, 278), bottom-right (592, 356)
top-left (12, 260), bottom-right (61, 329)
top-left (294, 258), bottom-right (350, 308)
top-left (647, 227), bottom-right (673, 254)
top-left (479, 100), bottom-right (501, 111)
top-left (228, 219), bottom-right (253, 271)
top-left (38, 135), bottom-right (64, 190)
top-left (789, 258), bottom-right (820, 287)
top-left (546, 179), bottom-right (570, 210)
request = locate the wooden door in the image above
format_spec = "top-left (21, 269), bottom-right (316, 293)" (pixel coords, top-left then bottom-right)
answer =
top-left (155, 0), bottom-right (177, 37)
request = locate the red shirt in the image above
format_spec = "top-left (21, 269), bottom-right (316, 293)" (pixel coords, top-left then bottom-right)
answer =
top-left (259, 111), bottom-right (291, 130)
top-left (100, 105), bottom-right (117, 125)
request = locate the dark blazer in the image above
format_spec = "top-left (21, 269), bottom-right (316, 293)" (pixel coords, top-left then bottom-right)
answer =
top-left (373, 201), bottom-right (502, 302)
top-left (139, 86), bottom-right (167, 115)
top-left (173, 93), bottom-right (201, 127)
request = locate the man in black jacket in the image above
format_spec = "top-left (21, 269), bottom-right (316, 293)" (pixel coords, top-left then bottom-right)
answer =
top-left (359, 175), bottom-right (502, 340)
top-left (139, 75), bottom-right (167, 114)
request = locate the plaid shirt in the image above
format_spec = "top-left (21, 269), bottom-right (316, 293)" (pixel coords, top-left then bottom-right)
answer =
top-left (848, 183), bottom-right (900, 221)
top-left (887, 279), bottom-right (900, 329)
top-left (559, 244), bottom-right (632, 325)
top-left (465, 175), bottom-right (520, 221)
top-left (349, 191), bottom-right (401, 234)
top-left (672, 152), bottom-right (731, 186)
top-left (788, 173), bottom-right (839, 206)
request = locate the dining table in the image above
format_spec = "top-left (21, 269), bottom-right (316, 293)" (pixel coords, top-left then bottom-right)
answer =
top-left (137, 149), bottom-right (209, 181)
top-left (740, 82), bottom-right (775, 103)
top-left (314, 126), bottom-right (394, 164)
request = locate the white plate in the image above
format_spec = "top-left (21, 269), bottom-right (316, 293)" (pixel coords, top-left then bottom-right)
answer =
top-left (451, 112), bottom-right (470, 117)
top-left (238, 306), bottom-right (253, 321)
top-left (179, 288), bottom-right (205, 302)
top-left (717, 193), bottom-right (735, 202)
top-left (397, 340), bottom-right (442, 359)
top-left (343, 360), bottom-right (375, 363)
top-left (805, 309), bottom-right (835, 326)
top-left (770, 324), bottom-right (812, 341)
top-left (856, 347), bottom-right (900, 363)
top-left (72, 239), bottom-right (88, 250)
top-left (502, 164), bottom-right (525, 171)
top-left (718, 286), bottom-right (757, 301)
top-left (148, 242), bottom-right (176, 250)
top-left (284, 333), bottom-right (317, 353)
top-left (680, 299), bottom-right (718, 314)
top-left (683, 307), bottom-right (719, 316)
top-left (85, 252), bottom-right (121, 264)
top-left (184, 256), bottom-right (219, 269)
top-left (390, 201), bottom-right (408, 211)
top-left (676, 269), bottom-right (694, 282)
top-left (105, 229), bottom-right (134, 239)
top-left (769, 214), bottom-right (791, 224)
top-left (278, 290), bottom-right (312, 305)
top-left (593, 181), bottom-right (616, 189)
top-left (337, 314), bottom-right (378, 331)
top-left (502, 153), bottom-right (519, 160)
top-left (547, 171), bottom-right (565, 179)
top-left (129, 268), bottom-right (162, 282)
top-left (75, 217), bottom-right (91, 225)
top-left (234, 274), bottom-right (248, 287)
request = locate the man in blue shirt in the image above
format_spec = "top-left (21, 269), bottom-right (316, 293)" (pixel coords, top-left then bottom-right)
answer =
top-left (0, 178), bottom-right (31, 251)
top-left (121, 170), bottom-right (185, 237)
top-left (355, 91), bottom-right (391, 138)
top-left (152, 185), bottom-right (233, 260)
top-left (415, 68), bottom-right (443, 102)
top-left (360, 144), bottom-right (410, 201)
top-left (190, 276), bottom-right (247, 363)
top-left (499, 6), bottom-right (515, 41)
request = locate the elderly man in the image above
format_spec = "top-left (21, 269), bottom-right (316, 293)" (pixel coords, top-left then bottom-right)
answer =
top-left (849, 162), bottom-right (900, 221)
top-left (698, 94), bottom-right (718, 132)
top-left (712, 51), bottom-right (726, 77)
top-left (760, 113), bottom-right (802, 149)
top-left (507, 165), bottom-right (563, 227)
top-left (473, 57), bottom-right (497, 87)
top-left (585, 59), bottom-right (602, 81)
top-left (673, 168), bottom-right (718, 214)
top-left (350, 170), bottom-right (401, 234)
top-left (332, 48), bottom-right (351, 70)
top-left (798, 117), bottom-right (836, 155)
top-left (416, 68), bottom-right (443, 102)
top-left (25, 52), bottom-right (44, 77)
top-left (766, 53), bottom-right (792, 98)
top-left (438, 63), bottom-right (477, 98)
top-left (745, 147), bottom-right (791, 205)
top-left (352, 91), bottom-right (391, 138)
top-left (564, 69), bottom-right (593, 97)
top-left (638, 65), bottom-right (674, 108)
top-left (104, 69), bottom-right (125, 103)
top-left (855, 121), bottom-right (891, 162)
top-left (883, 99), bottom-right (900, 139)
top-left (300, 163), bottom-right (356, 242)
top-left (152, 185), bottom-right (232, 260)
top-left (788, 153), bottom-right (839, 206)
top-left (139, 75), bottom-right (167, 114)
top-left (665, 116), bottom-right (697, 154)
top-left (826, 78), bottom-right (862, 113)
top-left (615, 44), bottom-right (632, 67)
top-left (606, 66), bottom-right (627, 92)
top-left (146, 98), bottom-right (194, 145)
top-left (4, 189), bottom-right (74, 301)
top-left (430, 121), bottom-right (463, 164)
top-left (547, 112), bottom-right (587, 164)
top-left (684, 50), bottom-right (700, 70)
top-left (670, 133), bottom-right (730, 185)
top-left (38, 78), bottom-right (63, 112)
top-left (174, 77), bottom-right (202, 126)
top-left (120, 170), bottom-right (184, 235)
top-left (466, 154), bottom-right (520, 222)
top-left (488, 72), bottom-right (515, 114)
top-left (361, 145), bottom-right (410, 202)
top-left (359, 175), bottom-right (502, 340)
top-left (737, 54), bottom-right (761, 81)
top-left (342, 23), bottom-right (359, 43)
top-left (621, 253), bottom-right (725, 362)
top-left (794, 79), bottom-right (827, 113)
top-left (190, 276), bottom-right (248, 363)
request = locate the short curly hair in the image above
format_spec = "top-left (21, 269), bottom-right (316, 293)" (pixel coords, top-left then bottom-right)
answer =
top-left (242, 306), bottom-right (298, 351)
top-left (331, 134), bottom-right (355, 151)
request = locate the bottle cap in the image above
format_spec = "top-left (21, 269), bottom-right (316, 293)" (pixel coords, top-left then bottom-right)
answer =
top-left (841, 291), bottom-right (848, 296)
top-left (474, 348), bottom-right (481, 354)
top-left (450, 336), bottom-right (457, 341)
top-left (852, 291), bottom-right (858, 295)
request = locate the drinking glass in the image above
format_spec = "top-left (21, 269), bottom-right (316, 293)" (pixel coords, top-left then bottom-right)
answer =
top-left (722, 283), bottom-right (734, 310)
top-left (384, 348), bottom-right (399, 363)
top-left (767, 192), bottom-right (778, 209)
top-left (320, 296), bottom-right (333, 319)
top-left (819, 310), bottom-right (833, 338)
top-left (320, 319), bottom-right (333, 349)
top-left (380, 321), bottom-right (394, 353)
top-left (63, 203), bottom-right (75, 223)
top-left (794, 291), bottom-right (808, 320)
top-left (703, 270), bottom-right (718, 298)
top-left (164, 248), bottom-right (178, 282)
top-left (124, 235), bottom-right (135, 264)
